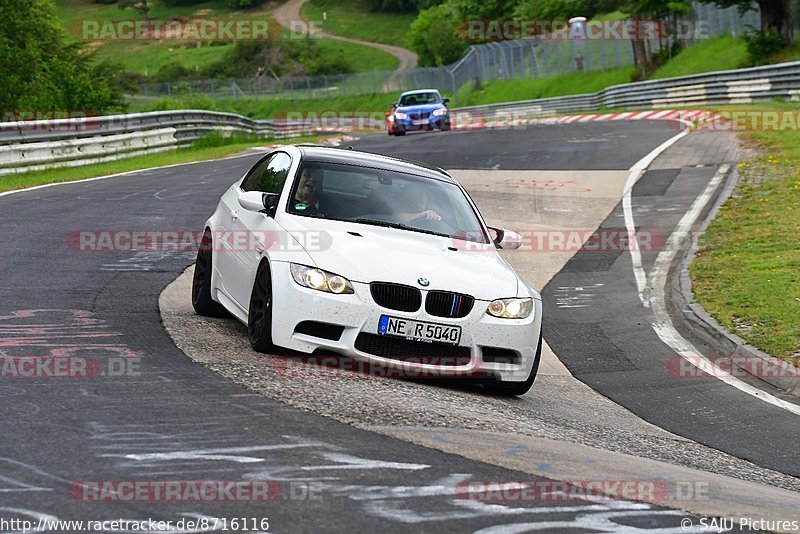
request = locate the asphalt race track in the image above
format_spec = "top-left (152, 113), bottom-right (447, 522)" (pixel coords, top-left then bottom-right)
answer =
top-left (351, 125), bottom-right (800, 477)
top-left (1, 121), bottom-right (796, 532)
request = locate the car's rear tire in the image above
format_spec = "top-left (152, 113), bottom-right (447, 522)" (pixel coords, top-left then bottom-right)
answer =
top-left (192, 229), bottom-right (229, 318)
top-left (483, 333), bottom-right (542, 396)
top-left (248, 260), bottom-right (276, 353)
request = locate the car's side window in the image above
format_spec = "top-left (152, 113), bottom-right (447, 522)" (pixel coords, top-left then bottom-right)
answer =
top-left (241, 152), bottom-right (292, 194)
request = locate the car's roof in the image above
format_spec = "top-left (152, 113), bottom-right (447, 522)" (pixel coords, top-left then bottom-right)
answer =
top-left (294, 145), bottom-right (455, 183)
top-left (400, 89), bottom-right (441, 96)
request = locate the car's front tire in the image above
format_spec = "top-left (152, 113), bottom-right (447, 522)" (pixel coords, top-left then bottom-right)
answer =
top-left (483, 333), bottom-right (542, 396)
top-left (248, 260), bottom-right (276, 353)
top-left (192, 229), bottom-right (229, 318)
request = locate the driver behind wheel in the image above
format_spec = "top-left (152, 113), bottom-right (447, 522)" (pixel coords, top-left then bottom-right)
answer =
top-left (395, 184), bottom-right (442, 223)
top-left (292, 166), bottom-right (342, 217)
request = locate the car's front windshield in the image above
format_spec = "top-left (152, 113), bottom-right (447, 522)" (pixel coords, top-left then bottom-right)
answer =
top-left (399, 92), bottom-right (442, 106)
top-left (286, 161), bottom-right (489, 243)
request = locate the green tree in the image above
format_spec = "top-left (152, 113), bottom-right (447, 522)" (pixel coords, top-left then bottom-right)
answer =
top-left (0, 0), bottom-right (125, 114)
top-left (514, 0), bottom-right (623, 19)
top-left (615, 0), bottom-right (692, 76)
top-left (447, 0), bottom-right (520, 19)
top-left (360, 0), bottom-right (444, 12)
top-left (408, 3), bottom-right (468, 66)
top-left (703, 0), bottom-right (793, 43)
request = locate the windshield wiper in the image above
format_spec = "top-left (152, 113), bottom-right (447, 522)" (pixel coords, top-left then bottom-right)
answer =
top-left (351, 218), bottom-right (450, 239)
top-left (352, 218), bottom-right (409, 230)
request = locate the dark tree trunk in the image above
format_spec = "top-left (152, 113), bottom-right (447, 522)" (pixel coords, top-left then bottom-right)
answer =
top-left (631, 15), bottom-right (649, 78)
top-left (759, 0), bottom-right (793, 43)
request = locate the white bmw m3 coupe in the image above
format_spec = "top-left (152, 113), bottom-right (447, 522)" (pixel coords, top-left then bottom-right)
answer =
top-left (192, 145), bottom-right (543, 395)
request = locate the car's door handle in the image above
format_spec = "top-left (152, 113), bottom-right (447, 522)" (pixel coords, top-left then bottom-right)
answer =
top-left (230, 209), bottom-right (238, 221)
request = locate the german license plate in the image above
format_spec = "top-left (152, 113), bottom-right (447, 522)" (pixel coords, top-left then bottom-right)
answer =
top-left (378, 315), bottom-right (461, 345)
top-left (412, 119), bottom-right (429, 126)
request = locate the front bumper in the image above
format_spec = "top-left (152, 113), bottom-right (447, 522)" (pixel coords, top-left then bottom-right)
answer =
top-left (393, 115), bottom-right (450, 132)
top-left (269, 262), bottom-right (542, 382)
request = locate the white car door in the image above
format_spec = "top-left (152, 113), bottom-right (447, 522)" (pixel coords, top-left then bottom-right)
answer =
top-left (214, 183), bottom-right (243, 302)
top-left (228, 151), bottom-right (293, 308)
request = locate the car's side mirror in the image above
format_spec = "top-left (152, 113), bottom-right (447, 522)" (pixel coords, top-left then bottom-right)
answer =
top-left (239, 191), bottom-right (280, 216)
top-left (443, 98), bottom-right (450, 104)
top-left (488, 227), bottom-right (524, 250)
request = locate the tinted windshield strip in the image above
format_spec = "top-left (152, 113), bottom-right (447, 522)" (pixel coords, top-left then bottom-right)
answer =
top-left (301, 159), bottom-right (452, 183)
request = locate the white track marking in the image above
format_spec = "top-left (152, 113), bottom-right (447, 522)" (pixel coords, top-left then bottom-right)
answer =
top-left (625, 143), bottom-right (800, 415)
top-left (644, 165), bottom-right (800, 416)
top-left (0, 151), bottom-right (266, 200)
top-left (623, 126), bottom-right (691, 306)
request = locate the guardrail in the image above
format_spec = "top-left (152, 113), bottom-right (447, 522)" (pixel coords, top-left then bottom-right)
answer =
top-left (453, 60), bottom-right (800, 120)
top-left (0, 111), bottom-right (311, 176)
top-left (2, 60), bottom-right (799, 176)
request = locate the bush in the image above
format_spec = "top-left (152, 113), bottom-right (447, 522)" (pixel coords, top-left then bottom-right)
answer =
top-left (163, 0), bottom-right (208, 5)
top-left (153, 62), bottom-right (202, 83)
top-left (0, 0), bottom-right (125, 114)
top-left (408, 4), bottom-right (467, 66)
top-left (116, 71), bottom-right (148, 94)
top-left (743, 29), bottom-right (787, 66)
top-left (227, 0), bottom-right (269, 8)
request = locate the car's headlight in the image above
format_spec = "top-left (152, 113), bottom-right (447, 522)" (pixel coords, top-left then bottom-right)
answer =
top-left (394, 112), bottom-right (407, 120)
top-left (486, 298), bottom-right (533, 319)
top-left (290, 264), bottom-right (354, 294)
top-left (432, 108), bottom-right (447, 116)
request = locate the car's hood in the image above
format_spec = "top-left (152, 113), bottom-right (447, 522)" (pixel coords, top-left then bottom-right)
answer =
top-left (278, 217), bottom-right (519, 300)
top-left (396, 103), bottom-right (446, 114)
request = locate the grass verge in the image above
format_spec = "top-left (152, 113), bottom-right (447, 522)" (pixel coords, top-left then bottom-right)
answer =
top-left (314, 38), bottom-right (398, 72)
top-left (650, 36), bottom-right (748, 79)
top-left (55, 0), bottom-right (397, 76)
top-left (456, 67), bottom-right (636, 106)
top-left (56, 0), bottom-right (259, 75)
top-left (130, 67), bottom-right (635, 117)
top-left (128, 92), bottom-right (400, 118)
top-left (690, 103), bottom-right (800, 364)
top-left (301, 0), bottom-right (415, 47)
top-left (0, 133), bottom-right (333, 194)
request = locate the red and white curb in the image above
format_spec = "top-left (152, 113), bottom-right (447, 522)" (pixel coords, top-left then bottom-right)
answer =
top-left (547, 109), bottom-right (713, 124)
top-left (256, 110), bottom-right (717, 145)
top-left (259, 134), bottom-right (357, 150)
top-left (452, 109), bottom-right (715, 130)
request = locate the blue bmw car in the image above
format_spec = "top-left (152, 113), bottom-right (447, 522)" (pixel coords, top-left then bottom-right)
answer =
top-left (387, 89), bottom-right (451, 136)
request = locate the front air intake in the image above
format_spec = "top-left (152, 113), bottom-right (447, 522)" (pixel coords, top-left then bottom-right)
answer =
top-left (370, 282), bottom-right (422, 312)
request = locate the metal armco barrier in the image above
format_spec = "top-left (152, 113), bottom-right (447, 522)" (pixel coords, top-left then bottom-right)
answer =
top-left (454, 60), bottom-right (800, 120)
top-left (2, 60), bottom-right (799, 176)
